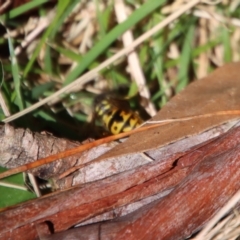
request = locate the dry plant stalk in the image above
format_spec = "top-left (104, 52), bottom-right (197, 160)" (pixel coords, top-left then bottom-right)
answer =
top-left (2, 0), bottom-right (202, 124)
top-left (194, 190), bottom-right (240, 240)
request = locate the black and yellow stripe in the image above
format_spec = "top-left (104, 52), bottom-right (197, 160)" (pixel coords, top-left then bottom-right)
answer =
top-left (94, 97), bottom-right (142, 135)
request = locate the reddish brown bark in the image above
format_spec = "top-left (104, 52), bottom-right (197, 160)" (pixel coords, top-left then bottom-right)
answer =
top-left (46, 125), bottom-right (240, 240)
top-left (0, 124), bottom-right (81, 179)
top-left (114, 144), bottom-right (240, 239)
top-left (0, 151), bottom-right (180, 239)
top-left (1, 125), bottom-right (240, 240)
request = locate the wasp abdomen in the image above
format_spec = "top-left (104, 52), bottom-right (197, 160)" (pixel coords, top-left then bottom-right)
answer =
top-left (95, 98), bottom-right (142, 135)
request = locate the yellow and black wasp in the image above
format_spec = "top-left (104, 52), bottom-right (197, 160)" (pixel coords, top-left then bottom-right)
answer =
top-left (94, 95), bottom-right (143, 135)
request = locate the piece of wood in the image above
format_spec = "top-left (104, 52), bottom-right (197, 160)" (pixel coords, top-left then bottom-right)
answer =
top-left (1, 124), bottom-right (240, 239)
top-left (0, 124), bottom-right (81, 179)
top-left (45, 125), bottom-right (240, 240)
top-left (0, 150), bottom-right (181, 239)
top-left (114, 127), bottom-right (240, 239)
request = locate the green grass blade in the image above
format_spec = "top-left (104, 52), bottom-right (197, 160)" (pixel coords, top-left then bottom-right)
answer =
top-left (64, 0), bottom-right (166, 85)
top-left (49, 0), bottom-right (79, 39)
top-left (23, 0), bottom-right (72, 77)
top-left (31, 82), bottom-right (55, 99)
top-left (44, 45), bottom-right (53, 74)
top-left (222, 27), bottom-right (232, 62)
top-left (0, 0), bottom-right (49, 21)
top-left (0, 60), bottom-right (3, 86)
top-left (0, 168), bottom-right (36, 208)
top-left (53, 44), bottom-right (82, 62)
top-left (7, 34), bottom-right (24, 110)
top-left (177, 20), bottom-right (196, 92)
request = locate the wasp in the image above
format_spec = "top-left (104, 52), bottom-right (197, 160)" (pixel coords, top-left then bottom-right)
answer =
top-left (94, 96), bottom-right (143, 135)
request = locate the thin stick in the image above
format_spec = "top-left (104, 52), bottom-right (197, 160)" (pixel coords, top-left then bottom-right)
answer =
top-left (14, 14), bottom-right (54, 56)
top-left (0, 123), bottom-right (161, 179)
top-left (2, 0), bottom-right (201, 124)
top-left (0, 181), bottom-right (28, 191)
top-left (114, 0), bottom-right (156, 117)
top-left (1, 110), bottom-right (240, 180)
top-left (59, 110), bottom-right (240, 179)
top-left (144, 110), bottom-right (240, 125)
top-left (0, 0), bottom-right (11, 14)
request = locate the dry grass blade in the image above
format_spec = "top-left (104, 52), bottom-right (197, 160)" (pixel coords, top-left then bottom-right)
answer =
top-left (2, 0), bottom-right (201, 123)
top-left (194, 190), bottom-right (240, 240)
top-left (114, 0), bottom-right (156, 117)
